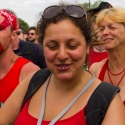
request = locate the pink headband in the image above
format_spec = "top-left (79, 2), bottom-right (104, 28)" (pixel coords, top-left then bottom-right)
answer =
top-left (0, 9), bottom-right (19, 30)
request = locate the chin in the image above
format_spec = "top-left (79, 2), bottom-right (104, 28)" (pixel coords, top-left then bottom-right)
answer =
top-left (57, 73), bottom-right (73, 81)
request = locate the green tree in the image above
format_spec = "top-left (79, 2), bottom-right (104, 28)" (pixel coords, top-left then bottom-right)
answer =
top-left (78, 0), bottom-right (102, 11)
top-left (18, 18), bottom-right (29, 30)
top-left (91, 0), bottom-right (102, 9)
top-left (78, 2), bottom-right (91, 11)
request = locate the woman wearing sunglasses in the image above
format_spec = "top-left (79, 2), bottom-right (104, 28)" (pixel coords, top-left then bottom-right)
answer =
top-left (0, 4), bottom-right (125, 125)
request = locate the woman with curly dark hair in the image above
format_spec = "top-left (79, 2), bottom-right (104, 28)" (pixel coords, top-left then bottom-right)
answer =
top-left (0, 4), bottom-right (125, 125)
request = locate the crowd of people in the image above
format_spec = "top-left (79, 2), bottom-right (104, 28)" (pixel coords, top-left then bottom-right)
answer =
top-left (0, 1), bottom-right (125, 125)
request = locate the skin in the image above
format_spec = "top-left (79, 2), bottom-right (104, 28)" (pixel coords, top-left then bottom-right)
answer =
top-left (0, 16), bottom-right (11, 54)
top-left (0, 19), bottom-right (125, 125)
top-left (99, 21), bottom-right (125, 50)
top-left (28, 29), bottom-right (37, 42)
top-left (43, 19), bottom-right (89, 81)
top-left (90, 20), bottom-right (125, 101)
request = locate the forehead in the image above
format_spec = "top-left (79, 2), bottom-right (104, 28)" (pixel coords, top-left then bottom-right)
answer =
top-left (29, 29), bottom-right (35, 33)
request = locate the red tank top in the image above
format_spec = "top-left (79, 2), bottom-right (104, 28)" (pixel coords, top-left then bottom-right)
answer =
top-left (98, 59), bottom-right (125, 105)
top-left (0, 57), bottom-right (30, 103)
top-left (88, 48), bottom-right (108, 68)
top-left (98, 59), bottom-right (108, 81)
top-left (14, 100), bottom-right (86, 125)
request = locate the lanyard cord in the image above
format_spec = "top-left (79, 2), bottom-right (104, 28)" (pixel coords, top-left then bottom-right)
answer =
top-left (37, 71), bottom-right (95, 125)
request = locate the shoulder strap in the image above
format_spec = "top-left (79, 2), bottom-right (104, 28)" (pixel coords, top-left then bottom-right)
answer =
top-left (98, 59), bottom-right (108, 81)
top-left (22, 42), bottom-right (35, 62)
top-left (85, 82), bottom-right (120, 125)
top-left (22, 68), bottom-right (51, 108)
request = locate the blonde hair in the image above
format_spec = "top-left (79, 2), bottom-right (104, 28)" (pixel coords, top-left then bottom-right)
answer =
top-left (96, 7), bottom-right (125, 27)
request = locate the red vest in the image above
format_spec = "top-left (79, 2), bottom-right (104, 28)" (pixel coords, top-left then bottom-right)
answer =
top-left (14, 100), bottom-right (86, 125)
top-left (0, 57), bottom-right (30, 103)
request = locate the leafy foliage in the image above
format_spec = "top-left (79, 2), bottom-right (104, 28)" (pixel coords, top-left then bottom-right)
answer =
top-left (78, 0), bottom-right (102, 11)
top-left (18, 18), bottom-right (29, 30)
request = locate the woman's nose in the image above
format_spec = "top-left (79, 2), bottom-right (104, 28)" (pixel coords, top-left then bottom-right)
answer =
top-left (57, 47), bottom-right (68, 61)
top-left (102, 27), bottom-right (110, 35)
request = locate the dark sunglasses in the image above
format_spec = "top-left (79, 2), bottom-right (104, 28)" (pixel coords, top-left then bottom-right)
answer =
top-left (17, 31), bottom-right (23, 35)
top-left (28, 33), bottom-right (35, 36)
top-left (43, 5), bottom-right (86, 19)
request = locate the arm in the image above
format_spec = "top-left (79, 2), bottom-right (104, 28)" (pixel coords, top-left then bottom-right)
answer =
top-left (20, 62), bottom-right (40, 82)
top-left (102, 93), bottom-right (125, 125)
top-left (0, 72), bottom-right (36, 125)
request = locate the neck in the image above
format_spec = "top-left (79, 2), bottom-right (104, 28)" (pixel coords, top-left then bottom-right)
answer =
top-left (12, 38), bottom-right (20, 50)
top-left (108, 48), bottom-right (125, 68)
top-left (50, 70), bottom-right (91, 92)
top-left (108, 56), bottom-right (125, 73)
top-left (94, 46), bottom-right (106, 52)
top-left (0, 48), bottom-right (18, 73)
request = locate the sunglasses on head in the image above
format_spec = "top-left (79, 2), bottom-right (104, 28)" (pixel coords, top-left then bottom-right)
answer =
top-left (28, 33), bottom-right (35, 36)
top-left (43, 5), bottom-right (86, 19)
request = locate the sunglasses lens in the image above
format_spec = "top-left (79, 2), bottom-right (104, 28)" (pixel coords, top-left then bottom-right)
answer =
top-left (28, 33), bottom-right (34, 35)
top-left (43, 6), bottom-right (61, 18)
top-left (18, 31), bottom-right (23, 35)
top-left (17, 31), bottom-right (20, 35)
top-left (66, 5), bottom-right (85, 18)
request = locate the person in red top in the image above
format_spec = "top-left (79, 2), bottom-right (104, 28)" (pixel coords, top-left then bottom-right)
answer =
top-left (0, 3), bottom-right (125, 125)
top-left (0, 9), bottom-right (40, 104)
top-left (89, 7), bottom-right (125, 106)
top-left (87, 2), bottom-right (112, 68)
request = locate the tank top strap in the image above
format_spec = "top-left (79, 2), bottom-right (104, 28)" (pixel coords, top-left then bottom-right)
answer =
top-left (98, 59), bottom-right (108, 81)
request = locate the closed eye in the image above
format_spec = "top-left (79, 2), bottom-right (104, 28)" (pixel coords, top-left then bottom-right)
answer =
top-left (68, 45), bottom-right (78, 49)
top-left (47, 44), bottom-right (58, 50)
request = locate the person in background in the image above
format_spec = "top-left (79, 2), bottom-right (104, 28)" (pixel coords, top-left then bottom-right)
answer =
top-left (89, 7), bottom-right (125, 106)
top-left (0, 9), bottom-right (40, 104)
top-left (0, 4), bottom-right (124, 125)
top-left (27, 26), bottom-right (38, 43)
top-left (87, 2), bottom-right (112, 68)
top-left (18, 26), bottom-right (28, 42)
top-left (5, 9), bottom-right (47, 69)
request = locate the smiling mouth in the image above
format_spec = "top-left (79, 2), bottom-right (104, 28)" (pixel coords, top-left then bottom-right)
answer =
top-left (56, 64), bottom-right (71, 70)
top-left (104, 38), bottom-right (113, 41)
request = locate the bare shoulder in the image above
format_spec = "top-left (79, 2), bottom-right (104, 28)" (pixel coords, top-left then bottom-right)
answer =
top-left (102, 94), bottom-right (125, 125)
top-left (89, 58), bottom-right (107, 77)
top-left (20, 62), bottom-right (40, 82)
top-left (0, 72), bottom-right (36, 124)
top-left (23, 62), bottom-right (40, 71)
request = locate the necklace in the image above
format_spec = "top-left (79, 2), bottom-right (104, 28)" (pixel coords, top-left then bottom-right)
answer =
top-left (94, 47), bottom-right (105, 52)
top-left (107, 65), bottom-right (125, 86)
top-left (0, 55), bottom-right (15, 85)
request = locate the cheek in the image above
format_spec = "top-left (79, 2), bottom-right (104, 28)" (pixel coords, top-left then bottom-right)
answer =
top-left (70, 48), bottom-right (86, 62)
top-left (44, 48), bottom-right (56, 63)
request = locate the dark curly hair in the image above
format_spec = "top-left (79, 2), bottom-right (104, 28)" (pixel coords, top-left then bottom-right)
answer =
top-left (37, 4), bottom-right (92, 45)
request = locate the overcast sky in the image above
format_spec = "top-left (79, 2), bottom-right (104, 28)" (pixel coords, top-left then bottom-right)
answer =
top-left (0, 0), bottom-right (125, 27)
